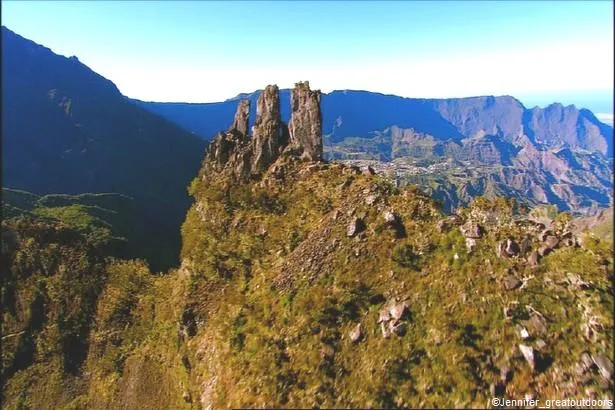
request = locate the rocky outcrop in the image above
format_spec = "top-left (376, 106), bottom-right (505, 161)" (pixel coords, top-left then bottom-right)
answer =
top-left (231, 99), bottom-right (250, 137)
top-left (377, 300), bottom-right (410, 338)
top-left (252, 85), bottom-right (287, 174)
top-left (204, 82), bottom-right (322, 181)
top-left (287, 81), bottom-right (323, 161)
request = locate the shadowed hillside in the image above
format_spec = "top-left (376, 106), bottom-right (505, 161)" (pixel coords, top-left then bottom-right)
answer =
top-left (2, 26), bottom-right (207, 270)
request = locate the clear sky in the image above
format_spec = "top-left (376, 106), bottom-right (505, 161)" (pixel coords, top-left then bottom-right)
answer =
top-left (2, 0), bottom-right (613, 116)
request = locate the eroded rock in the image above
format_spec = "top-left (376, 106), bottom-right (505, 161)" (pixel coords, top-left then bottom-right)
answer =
top-left (204, 82), bottom-right (323, 181)
top-left (287, 81), bottom-right (322, 161)
top-left (231, 99), bottom-right (250, 137)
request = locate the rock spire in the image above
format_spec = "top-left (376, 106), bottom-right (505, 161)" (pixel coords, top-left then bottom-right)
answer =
top-left (203, 81), bottom-right (322, 181)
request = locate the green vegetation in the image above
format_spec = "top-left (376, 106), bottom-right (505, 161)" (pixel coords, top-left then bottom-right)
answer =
top-left (1, 161), bottom-right (612, 408)
top-left (177, 159), bottom-right (613, 408)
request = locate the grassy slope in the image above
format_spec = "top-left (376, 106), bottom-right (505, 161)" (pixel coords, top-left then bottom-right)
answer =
top-left (177, 158), bottom-right (613, 408)
top-left (1, 160), bottom-right (612, 408)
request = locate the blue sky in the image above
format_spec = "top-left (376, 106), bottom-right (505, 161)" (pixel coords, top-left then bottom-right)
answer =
top-left (2, 0), bottom-right (613, 117)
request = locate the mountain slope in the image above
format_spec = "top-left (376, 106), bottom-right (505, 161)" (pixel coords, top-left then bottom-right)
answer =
top-left (1, 83), bottom-right (612, 409)
top-left (1, 26), bottom-right (207, 270)
top-left (135, 91), bottom-right (613, 213)
top-left (135, 91), bottom-right (612, 155)
top-left (174, 86), bottom-right (614, 407)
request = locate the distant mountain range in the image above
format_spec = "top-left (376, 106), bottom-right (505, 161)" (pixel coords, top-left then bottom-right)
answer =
top-left (1, 26), bottom-right (206, 270)
top-left (2, 22), bottom-right (611, 236)
top-left (134, 89), bottom-right (613, 213)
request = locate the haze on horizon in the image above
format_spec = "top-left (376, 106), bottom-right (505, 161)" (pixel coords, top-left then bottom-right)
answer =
top-left (2, 0), bottom-right (613, 117)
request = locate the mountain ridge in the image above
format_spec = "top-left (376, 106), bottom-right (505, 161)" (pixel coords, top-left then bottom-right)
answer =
top-left (134, 89), bottom-right (613, 214)
top-left (1, 26), bottom-right (207, 270)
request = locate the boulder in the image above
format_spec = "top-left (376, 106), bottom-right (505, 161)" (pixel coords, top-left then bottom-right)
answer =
top-left (380, 322), bottom-right (391, 338)
top-left (516, 325), bottom-right (530, 340)
top-left (465, 237), bottom-right (478, 253)
top-left (363, 166), bottom-right (376, 175)
top-left (349, 323), bottom-right (362, 343)
top-left (390, 321), bottom-right (407, 336)
top-left (519, 344), bottom-right (535, 371)
top-left (347, 218), bottom-right (366, 237)
top-left (581, 352), bottom-right (595, 371)
top-left (383, 210), bottom-right (397, 225)
top-left (497, 239), bottom-right (520, 258)
top-left (527, 250), bottom-right (540, 267)
top-left (365, 195), bottom-right (377, 205)
top-left (389, 301), bottom-right (409, 321)
top-left (519, 237), bottom-right (533, 254)
top-left (539, 229), bottom-right (555, 242)
top-left (382, 210), bottom-right (405, 237)
top-left (527, 314), bottom-right (548, 335)
top-left (505, 239), bottom-right (520, 256)
top-left (502, 275), bottom-right (521, 291)
top-left (593, 354), bottom-right (614, 381)
top-left (378, 300), bottom-right (410, 338)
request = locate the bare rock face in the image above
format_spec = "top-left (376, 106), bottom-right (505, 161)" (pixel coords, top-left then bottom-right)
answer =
top-left (252, 85), bottom-right (287, 174)
top-left (287, 81), bottom-right (323, 161)
top-left (231, 99), bottom-right (250, 137)
top-left (203, 82), bottom-right (323, 182)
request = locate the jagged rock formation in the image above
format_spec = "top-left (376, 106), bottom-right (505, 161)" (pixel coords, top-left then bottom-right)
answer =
top-left (252, 85), bottom-right (288, 174)
top-left (203, 82), bottom-right (321, 181)
top-left (231, 99), bottom-right (250, 137)
top-left (287, 81), bottom-right (323, 160)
